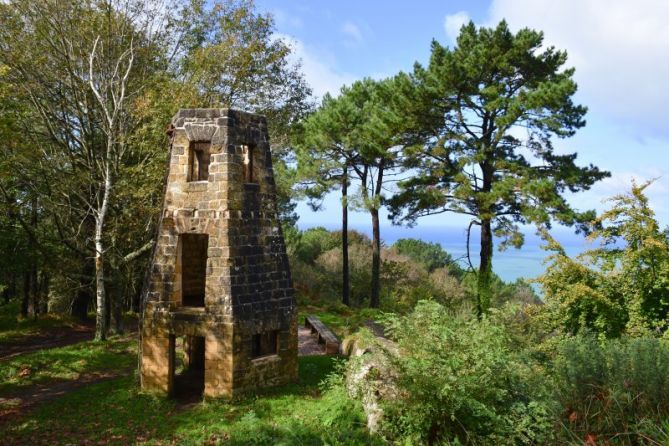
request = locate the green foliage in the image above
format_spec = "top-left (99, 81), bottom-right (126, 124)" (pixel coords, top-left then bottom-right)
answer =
top-left (389, 20), bottom-right (608, 315)
top-left (392, 238), bottom-right (463, 277)
top-left (380, 301), bottom-right (555, 445)
top-left (553, 334), bottom-right (669, 444)
top-left (290, 227), bottom-right (534, 316)
top-left (315, 240), bottom-right (373, 306)
top-left (292, 226), bottom-right (340, 264)
top-left (539, 181), bottom-right (669, 337)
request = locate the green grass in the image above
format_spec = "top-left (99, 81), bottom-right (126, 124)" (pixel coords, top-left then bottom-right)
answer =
top-left (0, 301), bottom-right (77, 343)
top-left (0, 296), bottom-right (378, 444)
top-left (0, 336), bottom-right (136, 394)
top-left (1, 356), bottom-right (377, 446)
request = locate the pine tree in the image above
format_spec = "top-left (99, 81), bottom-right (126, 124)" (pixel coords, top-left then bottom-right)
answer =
top-left (389, 21), bottom-right (608, 316)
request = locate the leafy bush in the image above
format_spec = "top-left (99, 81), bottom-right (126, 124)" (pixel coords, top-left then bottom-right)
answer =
top-left (294, 226), bottom-right (339, 264)
top-left (379, 300), bottom-right (555, 445)
top-left (539, 182), bottom-right (669, 337)
top-left (317, 242), bottom-right (373, 306)
top-left (392, 238), bottom-right (463, 277)
top-left (460, 272), bottom-right (540, 309)
top-left (288, 227), bottom-right (526, 314)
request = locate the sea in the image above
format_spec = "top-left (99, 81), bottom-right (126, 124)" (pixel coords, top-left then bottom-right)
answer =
top-left (297, 222), bottom-right (590, 284)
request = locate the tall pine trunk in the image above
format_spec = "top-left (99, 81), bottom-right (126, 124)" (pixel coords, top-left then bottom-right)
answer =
top-left (477, 217), bottom-right (493, 318)
top-left (21, 272), bottom-right (29, 318)
top-left (370, 207), bottom-right (381, 308)
top-left (39, 272), bottom-right (49, 314)
top-left (341, 166), bottom-right (350, 306)
top-left (72, 260), bottom-right (93, 321)
top-left (369, 163), bottom-right (385, 309)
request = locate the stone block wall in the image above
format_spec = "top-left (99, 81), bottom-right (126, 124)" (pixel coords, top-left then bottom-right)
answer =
top-left (141, 108), bottom-right (298, 398)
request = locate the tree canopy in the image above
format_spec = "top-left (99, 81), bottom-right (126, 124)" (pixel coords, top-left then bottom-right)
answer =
top-left (389, 21), bottom-right (608, 315)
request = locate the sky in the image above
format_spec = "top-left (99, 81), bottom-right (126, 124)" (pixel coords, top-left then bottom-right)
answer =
top-left (254, 0), bottom-right (669, 252)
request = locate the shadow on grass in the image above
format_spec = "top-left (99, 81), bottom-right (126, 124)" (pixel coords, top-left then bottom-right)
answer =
top-left (0, 338), bottom-right (135, 394)
top-left (1, 356), bottom-right (378, 446)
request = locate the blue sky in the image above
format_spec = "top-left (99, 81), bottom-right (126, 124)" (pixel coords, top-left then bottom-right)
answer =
top-left (256, 0), bottom-right (669, 241)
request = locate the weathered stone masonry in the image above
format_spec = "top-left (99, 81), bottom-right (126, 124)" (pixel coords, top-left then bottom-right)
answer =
top-left (141, 108), bottom-right (298, 398)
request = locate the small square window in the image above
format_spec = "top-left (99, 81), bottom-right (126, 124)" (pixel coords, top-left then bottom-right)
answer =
top-left (188, 142), bottom-right (211, 182)
top-left (252, 331), bottom-right (278, 358)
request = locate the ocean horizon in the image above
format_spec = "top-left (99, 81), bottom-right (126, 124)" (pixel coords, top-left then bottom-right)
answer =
top-left (298, 222), bottom-right (591, 283)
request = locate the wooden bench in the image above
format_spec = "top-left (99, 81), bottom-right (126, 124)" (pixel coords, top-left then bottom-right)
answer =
top-left (304, 315), bottom-right (340, 354)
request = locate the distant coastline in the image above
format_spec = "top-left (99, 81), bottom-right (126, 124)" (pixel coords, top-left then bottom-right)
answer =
top-left (298, 222), bottom-right (590, 283)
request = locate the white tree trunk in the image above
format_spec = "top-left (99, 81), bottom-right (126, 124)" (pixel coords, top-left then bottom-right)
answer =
top-left (88, 34), bottom-right (133, 341)
top-left (94, 160), bottom-right (112, 341)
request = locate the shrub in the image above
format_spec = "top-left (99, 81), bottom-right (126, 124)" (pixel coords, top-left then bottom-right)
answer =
top-left (378, 301), bottom-right (555, 445)
top-left (317, 243), bottom-right (373, 306)
top-left (294, 226), bottom-right (339, 264)
top-left (392, 238), bottom-right (463, 277)
top-left (553, 334), bottom-right (669, 444)
top-left (539, 182), bottom-right (669, 338)
top-left (428, 267), bottom-right (466, 304)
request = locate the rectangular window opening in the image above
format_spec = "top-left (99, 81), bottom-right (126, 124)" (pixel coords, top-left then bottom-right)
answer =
top-left (242, 144), bottom-right (255, 184)
top-left (252, 330), bottom-right (278, 358)
top-left (171, 335), bottom-right (205, 399)
top-left (188, 142), bottom-right (211, 182)
top-left (180, 234), bottom-right (208, 307)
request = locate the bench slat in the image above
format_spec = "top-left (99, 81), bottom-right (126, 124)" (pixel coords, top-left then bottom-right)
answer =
top-left (304, 315), bottom-right (340, 354)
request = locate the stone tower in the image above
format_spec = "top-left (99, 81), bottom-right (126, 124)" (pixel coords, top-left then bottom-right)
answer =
top-left (141, 108), bottom-right (298, 399)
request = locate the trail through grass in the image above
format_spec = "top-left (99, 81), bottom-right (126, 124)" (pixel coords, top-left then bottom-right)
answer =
top-left (1, 355), bottom-right (376, 446)
top-left (0, 302), bottom-right (78, 343)
top-left (0, 336), bottom-right (135, 395)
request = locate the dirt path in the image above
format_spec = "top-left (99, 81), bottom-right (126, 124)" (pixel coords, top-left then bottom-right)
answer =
top-left (0, 320), bottom-right (140, 361)
top-left (298, 326), bottom-right (325, 356)
top-left (0, 322), bottom-right (321, 423)
top-left (0, 323), bottom-right (95, 361)
top-left (0, 369), bottom-right (133, 424)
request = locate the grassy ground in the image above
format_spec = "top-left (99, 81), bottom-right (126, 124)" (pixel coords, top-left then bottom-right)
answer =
top-left (0, 336), bottom-right (135, 394)
top-left (0, 302), bottom-right (78, 343)
top-left (0, 298), bottom-right (378, 445)
top-left (1, 355), bottom-right (376, 445)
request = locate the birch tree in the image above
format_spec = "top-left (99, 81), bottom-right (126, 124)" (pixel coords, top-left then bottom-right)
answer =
top-left (87, 35), bottom-right (134, 339)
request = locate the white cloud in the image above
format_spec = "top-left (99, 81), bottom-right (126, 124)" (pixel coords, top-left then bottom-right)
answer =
top-left (341, 20), bottom-right (364, 45)
top-left (444, 11), bottom-right (471, 43)
top-left (487, 0), bottom-right (669, 139)
top-left (276, 34), bottom-right (358, 100)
